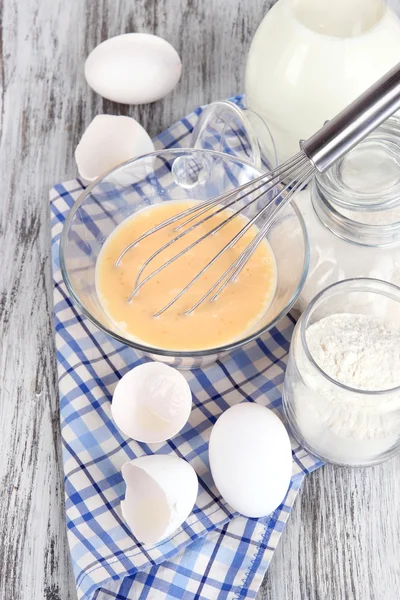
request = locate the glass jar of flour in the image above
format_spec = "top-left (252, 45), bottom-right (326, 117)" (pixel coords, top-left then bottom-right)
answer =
top-left (283, 278), bottom-right (400, 466)
top-left (295, 117), bottom-right (400, 313)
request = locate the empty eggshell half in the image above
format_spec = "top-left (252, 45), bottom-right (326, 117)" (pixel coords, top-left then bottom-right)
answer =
top-left (75, 114), bottom-right (154, 183)
top-left (121, 455), bottom-right (198, 544)
top-left (85, 33), bottom-right (182, 104)
top-left (111, 362), bottom-right (192, 443)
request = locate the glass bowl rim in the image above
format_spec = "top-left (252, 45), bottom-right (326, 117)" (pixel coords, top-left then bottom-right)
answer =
top-left (300, 277), bottom-right (400, 395)
top-left (60, 147), bottom-right (310, 359)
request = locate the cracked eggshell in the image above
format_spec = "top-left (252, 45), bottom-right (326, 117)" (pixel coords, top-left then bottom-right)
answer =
top-left (209, 403), bottom-right (292, 518)
top-left (84, 33), bottom-right (182, 105)
top-left (111, 362), bottom-right (192, 443)
top-left (75, 114), bottom-right (154, 184)
top-left (121, 455), bottom-right (198, 544)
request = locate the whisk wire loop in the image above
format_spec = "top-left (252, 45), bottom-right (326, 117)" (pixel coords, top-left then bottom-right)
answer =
top-left (207, 166), bottom-right (315, 304)
top-left (131, 152), bottom-right (310, 296)
top-left (116, 151), bottom-right (306, 269)
top-left (152, 157), bottom-right (314, 317)
top-left (175, 163), bottom-right (315, 316)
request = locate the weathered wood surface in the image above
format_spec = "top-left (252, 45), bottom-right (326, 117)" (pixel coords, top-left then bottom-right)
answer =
top-left (0, 0), bottom-right (399, 598)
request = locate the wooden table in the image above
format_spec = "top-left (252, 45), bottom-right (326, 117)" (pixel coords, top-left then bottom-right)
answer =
top-left (1, 0), bottom-right (400, 598)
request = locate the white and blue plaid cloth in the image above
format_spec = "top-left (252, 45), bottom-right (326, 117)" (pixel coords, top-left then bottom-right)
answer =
top-left (51, 98), bottom-right (322, 600)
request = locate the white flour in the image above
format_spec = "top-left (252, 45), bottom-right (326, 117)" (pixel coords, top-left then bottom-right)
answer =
top-left (307, 313), bottom-right (400, 391)
top-left (289, 313), bottom-right (400, 465)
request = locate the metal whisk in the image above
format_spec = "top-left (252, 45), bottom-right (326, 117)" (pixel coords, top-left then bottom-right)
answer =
top-left (116, 62), bottom-right (400, 316)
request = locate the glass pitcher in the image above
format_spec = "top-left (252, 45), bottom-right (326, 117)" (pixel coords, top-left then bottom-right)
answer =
top-left (245, 0), bottom-right (400, 164)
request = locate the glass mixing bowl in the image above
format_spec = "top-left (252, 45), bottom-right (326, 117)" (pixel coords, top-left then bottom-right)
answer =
top-left (60, 149), bottom-right (309, 368)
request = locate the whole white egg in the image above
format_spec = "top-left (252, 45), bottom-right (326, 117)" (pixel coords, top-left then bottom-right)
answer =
top-left (209, 403), bottom-right (292, 518)
top-left (85, 33), bottom-right (182, 104)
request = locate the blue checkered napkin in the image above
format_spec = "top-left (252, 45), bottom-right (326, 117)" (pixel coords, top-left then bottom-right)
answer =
top-left (51, 101), bottom-right (322, 600)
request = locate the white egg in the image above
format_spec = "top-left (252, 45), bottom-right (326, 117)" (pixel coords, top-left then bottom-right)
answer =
top-left (209, 403), bottom-right (292, 518)
top-left (75, 114), bottom-right (154, 183)
top-left (111, 362), bottom-right (192, 443)
top-left (84, 33), bottom-right (182, 104)
top-left (121, 455), bottom-right (198, 544)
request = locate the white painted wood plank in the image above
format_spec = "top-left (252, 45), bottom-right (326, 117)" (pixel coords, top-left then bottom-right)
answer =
top-left (261, 458), bottom-right (400, 600)
top-left (1, 1), bottom-right (399, 599)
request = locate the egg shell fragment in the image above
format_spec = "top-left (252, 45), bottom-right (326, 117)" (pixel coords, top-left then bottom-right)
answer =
top-left (209, 403), bottom-right (292, 518)
top-left (75, 114), bottom-right (154, 183)
top-left (111, 362), bottom-right (192, 443)
top-left (84, 33), bottom-right (182, 104)
top-left (121, 455), bottom-right (198, 544)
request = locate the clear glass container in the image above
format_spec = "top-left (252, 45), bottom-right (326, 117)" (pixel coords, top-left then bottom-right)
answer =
top-left (245, 0), bottom-right (400, 164)
top-left (60, 149), bottom-right (309, 369)
top-left (296, 117), bottom-right (400, 312)
top-left (283, 278), bottom-right (400, 466)
top-left (191, 99), bottom-right (277, 171)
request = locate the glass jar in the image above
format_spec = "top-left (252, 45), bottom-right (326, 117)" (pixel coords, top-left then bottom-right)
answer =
top-left (295, 117), bottom-right (400, 312)
top-left (245, 0), bottom-right (400, 163)
top-left (283, 278), bottom-right (400, 466)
